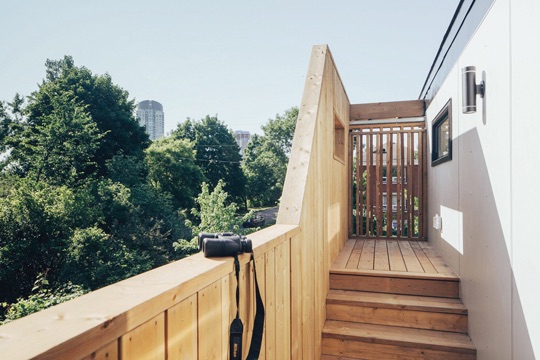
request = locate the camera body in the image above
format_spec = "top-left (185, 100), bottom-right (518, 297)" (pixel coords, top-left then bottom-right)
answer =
top-left (198, 232), bottom-right (253, 258)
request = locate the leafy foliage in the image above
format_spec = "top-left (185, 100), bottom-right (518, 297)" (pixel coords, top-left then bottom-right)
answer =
top-left (7, 94), bottom-right (103, 186)
top-left (172, 115), bottom-right (246, 206)
top-left (22, 56), bottom-right (149, 178)
top-left (1, 274), bottom-right (86, 324)
top-left (243, 107), bottom-right (298, 207)
top-left (145, 137), bottom-right (204, 210)
top-left (174, 180), bottom-right (252, 255)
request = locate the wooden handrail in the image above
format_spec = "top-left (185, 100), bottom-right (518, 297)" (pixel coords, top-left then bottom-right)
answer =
top-left (0, 44), bottom-right (351, 359)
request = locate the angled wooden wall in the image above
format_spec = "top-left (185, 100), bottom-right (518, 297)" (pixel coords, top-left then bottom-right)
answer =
top-left (278, 44), bottom-right (350, 358)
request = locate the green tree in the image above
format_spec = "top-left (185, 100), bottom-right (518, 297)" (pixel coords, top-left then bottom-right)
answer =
top-left (174, 180), bottom-right (252, 256)
top-left (243, 107), bottom-right (298, 207)
top-left (172, 116), bottom-right (246, 206)
top-left (24, 55), bottom-right (149, 177)
top-left (261, 107), bottom-right (298, 156)
top-left (145, 137), bottom-right (204, 210)
top-left (242, 134), bottom-right (286, 206)
top-left (7, 94), bottom-right (104, 186)
top-left (0, 178), bottom-right (79, 303)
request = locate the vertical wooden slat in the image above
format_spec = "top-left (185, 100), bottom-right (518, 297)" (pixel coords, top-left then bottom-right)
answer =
top-left (222, 274), bottom-right (233, 359)
top-left (377, 131), bottom-right (384, 237)
top-left (407, 131), bottom-right (414, 239)
top-left (358, 134), bottom-right (364, 236)
top-left (82, 340), bottom-right (118, 360)
top-left (366, 133), bottom-right (372, 236)
top-left (265, 249), bottom-right (276, 360)
top-left (254, 255), bottom-right (266, 360)
top-left (396, 130), bottom-right (403, 237)
top-left (198, 280), bottom-right (222, 360)
top-left (375, 132), bottom-right (381, 237)
top-left (417, 131), bottom-right (424, 239)
top-left (168, 293), bottom-right (197, 359)
top-left (275, 241), bottom-right (290, 360)
top-left (121, 313), bottom-right (165, 360)
top-left (386, 132), bottom-right (393, 238)
top-left (348, 132), bottom-right (354, 237)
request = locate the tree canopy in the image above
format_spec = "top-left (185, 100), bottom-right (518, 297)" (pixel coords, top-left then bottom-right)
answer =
top-left (20, 56), bottom-right (149, 178)
top-left (243, 107), bottom-right (298, 207)
top-left (172, 115), bottom-right (246, 206)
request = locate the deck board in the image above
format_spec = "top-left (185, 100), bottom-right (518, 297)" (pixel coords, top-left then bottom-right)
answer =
top-left (387, 240), bottom-right (407, 272)
top-left (358, 240), bottom-right (375, 270)
top-left (373, 240), bottom-right (390, 271)
top-left (346, 239), bottom-right (364, 269)
top-left (333, 239), bottom-right (355, 268)
top-left (331, 239), bottom-right (457, 279)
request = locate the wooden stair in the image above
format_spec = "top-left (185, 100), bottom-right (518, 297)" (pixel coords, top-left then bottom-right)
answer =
top-left (322, 265), bottom-right (476, 359)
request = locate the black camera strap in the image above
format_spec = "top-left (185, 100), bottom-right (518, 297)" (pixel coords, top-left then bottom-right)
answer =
top-left (230, 253), bottom-right (265, 360)
top-left (230, 255), bottom-right (243, 360)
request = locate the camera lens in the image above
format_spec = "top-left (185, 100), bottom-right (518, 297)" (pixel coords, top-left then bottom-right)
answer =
top-left (240, 239), bottom-right (252, 253)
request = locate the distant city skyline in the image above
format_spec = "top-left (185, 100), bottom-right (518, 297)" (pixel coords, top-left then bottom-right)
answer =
top-left (1, 1), bottom-right (459, 136)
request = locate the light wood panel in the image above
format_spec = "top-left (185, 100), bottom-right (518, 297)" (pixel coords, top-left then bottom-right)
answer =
top-left (81, 341), bottom-right (118, 360)
top-left (277, 44), bottom-right (350, 358)
top-left (121, 313), bottom-right (165, 360)
top-left (350, 100), bottom-right (425, 120)
top-left (167, 294), bottom-right (197, 359)
top-left (198, 280), bottom-right (222, 359)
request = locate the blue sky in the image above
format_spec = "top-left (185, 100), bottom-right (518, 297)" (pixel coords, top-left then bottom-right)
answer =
top-left (1, 1), bottom-right (458, 135)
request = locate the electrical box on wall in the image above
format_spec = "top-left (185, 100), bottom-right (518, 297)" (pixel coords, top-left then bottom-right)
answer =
top-left (433, 214), bottom-right (442, 230)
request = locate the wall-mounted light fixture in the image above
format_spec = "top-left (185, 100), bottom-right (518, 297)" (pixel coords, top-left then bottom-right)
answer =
top-left (462, 66), bottom-right (485, 114)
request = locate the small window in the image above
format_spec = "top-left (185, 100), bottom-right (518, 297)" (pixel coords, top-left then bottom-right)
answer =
top-left (431, 99), bottom-right (452, 166)
top-left (334, 113), bottom-right (345, 163)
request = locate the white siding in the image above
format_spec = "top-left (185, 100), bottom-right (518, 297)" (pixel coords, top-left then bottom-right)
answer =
top-left (426, 0), bottom-right (539, 358)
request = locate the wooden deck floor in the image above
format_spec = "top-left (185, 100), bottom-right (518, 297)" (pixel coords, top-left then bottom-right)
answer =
top-left (331, 239), bottom-right (457, 278)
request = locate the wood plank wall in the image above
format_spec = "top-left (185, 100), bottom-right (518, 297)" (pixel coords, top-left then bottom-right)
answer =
top-left (278, 44), bottom-right (350, 358)
top-left (0, 45), bottom-right (350, 360)
top-left (0, 225), bottom-right (299, 359)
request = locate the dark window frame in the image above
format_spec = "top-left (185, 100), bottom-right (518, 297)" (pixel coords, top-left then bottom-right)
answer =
top-left (431, 99), bottom-right (452, 166)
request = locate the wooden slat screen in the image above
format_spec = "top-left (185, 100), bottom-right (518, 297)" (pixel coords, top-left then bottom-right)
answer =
top-left (349, 122), bottom-right (426, 240)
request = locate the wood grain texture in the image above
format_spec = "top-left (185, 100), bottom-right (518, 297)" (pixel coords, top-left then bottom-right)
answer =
top-left (81, 340), bottom-right (118, 360)
top-left (121, 314), bottom-right (165, 360)
top-left (330, 273), bottom-right (460, 298)
top-left (350, 100), bottom-right (425, 120)
top-left (322, 321), bottom-right (475, 354)
top-left (198, 280), bottom-right (222, 360)
top-left (167, 294), bottom-right (197, 359)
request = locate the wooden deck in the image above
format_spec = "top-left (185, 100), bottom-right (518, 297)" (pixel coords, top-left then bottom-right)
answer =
top-left (331, 238), bottom-right (457, 279)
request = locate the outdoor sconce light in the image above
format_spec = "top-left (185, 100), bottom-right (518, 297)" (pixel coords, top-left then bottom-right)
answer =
top-left (462, 66), bottom-right (485, 114)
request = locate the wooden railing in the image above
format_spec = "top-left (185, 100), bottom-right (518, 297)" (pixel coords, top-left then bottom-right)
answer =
top-left (0, 44), bottom-right (350, 359)
top-left (348, 101), bottom-right (427, 240)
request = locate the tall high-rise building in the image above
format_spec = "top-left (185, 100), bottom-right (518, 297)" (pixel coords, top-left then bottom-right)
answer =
top-left (136, 100), bottom-right (164, 140)
top-left (234, 130), bottom-right (251, 157)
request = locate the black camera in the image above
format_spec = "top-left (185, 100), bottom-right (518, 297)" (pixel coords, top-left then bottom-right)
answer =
top-left (198, 232), bottom-right (253, 258)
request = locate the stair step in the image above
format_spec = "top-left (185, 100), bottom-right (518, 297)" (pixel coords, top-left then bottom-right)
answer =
top-left (330, 269), bottom-right (460, 298)
top-left (327, 290), bottom-right (468, 333)
top-left (322, 321), bottom-right (476, 360)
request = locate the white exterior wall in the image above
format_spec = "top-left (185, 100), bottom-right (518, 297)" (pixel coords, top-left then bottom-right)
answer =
top-left (426, 0), bottom-right (539, 359)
